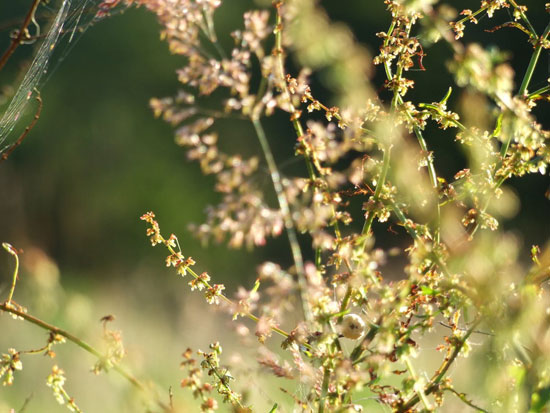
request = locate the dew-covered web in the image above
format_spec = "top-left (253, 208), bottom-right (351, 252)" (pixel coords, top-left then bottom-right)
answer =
top-left (0, 0), bottom-right (123, 155)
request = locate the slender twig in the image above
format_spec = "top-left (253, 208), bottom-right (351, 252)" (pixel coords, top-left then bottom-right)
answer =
top-left (518, 22), bottom-right (550, 97)
top-left (156, 228), bottom-right (311, 347)
top-left (508, 0), bottom-right (538, 38)
top-left (18, 393), bottom-right (33, 413)
top-left (1, 92), bottom-right (42, 162)
top-left (444, 386), bottom-right (490, 413)
top-left (0, 0), bottom-right (42, 72)
top-left (454, 6), bottom-right (488, 30)
top-left (273, 2), bottom-right (306, 141)
top-left (2, 244), bottom-right (19, 305)
top-left (382, 21), bottom-right (441, 243)
top-left (398, 318), bottom-right (480, 412)
top-left (386, 199), bottom-right (454, 286)
top-left (0, 302), bottom-right (171, 411)
top-left (272, 2), bottom-right (348, 278)
top-left (500, 20), bottom-right (550, 159)
top-left (203, 358), bottom-right (244, 409)
top-left (403, 356), bottom-right (432, 411)
top-left (318, 366), bottom-right (331, 413)
top-left (527, 84), bottom-right (550, 99)
top-left (251, 118), bottom-right (311, 323)
top-left (361, 143), bottom-right (392, 244)
top-left (439, 321), bottom-right (493, 337)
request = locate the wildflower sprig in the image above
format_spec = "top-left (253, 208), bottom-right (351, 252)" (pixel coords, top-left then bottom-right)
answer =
top-left (199, 342), bottom-right (245, 408)
top-left (140, 211), bottom-right (299, 344)
top-left (46, 365), bottom-right (83, 413)
top-left (181, 344), bottom-right (247, 412)
top-left (0, 348), bottom-right (22, 386)
top-left (1, 242), bottom-right (170, 411)
top-left (4, 0), bottom-right (550, 411)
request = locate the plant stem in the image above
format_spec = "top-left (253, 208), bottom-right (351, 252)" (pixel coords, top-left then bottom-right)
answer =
top-left (518, 22), bottom-right (550, 97)
top-left (404, 356), bottom-right (432, 411)
top-left (1, 92), bottom-right (42, 162)
top-left (0, 0), bottom-right (41, 72)
top-left (273, 2), bottom-right (306, 140)
top-left (527, 84), bottom-right (550, 99)
top-left (453, 6), bottom-right (488, 30)
top-left (497, 20), bottom-right (550, 160)
top-left (398, 318), bottom-right (480, 411)
top-left (318, 366), bottom-right (331, 413)
top-left (361, 143), bottom-right (392, 244)
top-left (0, 303), bottom-right (170, 411)
top-left (445, 386), bottom-right (489, 413)
top-left (508, 0), bottom-right (538, 38)
top-left (383, 21), bottom-right (441, 243)
top-left (389, 199), bottom-right (452, 280)
top-left (251, 117), bottom-right (311, 323)
top-left (5, 251), bottom-right (19, 306)
top-left (468, 172), bottom-right (508, 238)
top-left (161, 234), bottom-right (311, 347)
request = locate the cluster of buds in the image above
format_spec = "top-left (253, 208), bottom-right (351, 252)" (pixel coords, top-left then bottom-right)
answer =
top-left (46, 365), bottom-right (82, 412)
top-left (181, 344), bottom-right (245, 412)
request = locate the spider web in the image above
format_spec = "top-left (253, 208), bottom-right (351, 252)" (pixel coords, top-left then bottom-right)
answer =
top-left (0, 0), bottom-right (122, 155)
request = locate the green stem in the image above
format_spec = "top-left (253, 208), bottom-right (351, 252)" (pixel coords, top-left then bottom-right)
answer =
top-left (361, 144), bottom-right (392, 242)
top-left (318, 366), bottom-right (331, 413)
top-left (454, 6), bottom-right (488, 29)
top-left (251, 117), bottom-right (312, 323)
top-left (0, 303), bottom-right (169, 411)
top-left (508, 0), bottom-right (538, 38)
top-left (382, 21), bottom-right (396, 80)
top-left (315, 248), bottom-right (322, 270)
top-left (200, 9), bottom-right (226, 60)
top-left (445, 386), bottom-right (489, 413)
top-left (273, 4), bottom-right (346, 282)
top-left (339, 286), bottom-right (353, 322)
top-left (471, 21), bottom-right (550, 238)
top-left (418, 103), bottom-right (467, 131)
top-left (274, 3), bottom-right (305, 139)
top-left (204, 359), bottom-right (244, 409)
top-left (383, 21), bottom-right (441, 243)
top-left (398, 318), bottom-right (480, 412)
top-left (412, 122), bottom-right (441, 243)
top-left (5, 250), bottom-right (19, 305)
top-left (518, 22), bottom-right (550, 97)
top-left (162, 235), bottom-right (311, 347)
top-left (468, 175), bottom-right (507, 238)
top-left (404, 356), bottom-right (432, 411)
top-left (527, 84), bottom-right (550, 99)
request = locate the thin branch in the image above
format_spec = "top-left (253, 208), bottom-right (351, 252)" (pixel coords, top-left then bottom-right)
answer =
top-left (382, 21), bottom-right (441, 243)
top-left (445, 386), bottom-right (490, 413)
top-left (404, 356), bottom-right (432, 411)
top-left (2, 243), bottom-right (19, 305)
top-left (1, 91), bottom-right (42, 162)
top-left (500, 20), bottom-right (550, 159)
top-left (317, 366), bottom-right (331, 413)
top-left (0, 0), bottom-right (42, 72)
top-left (361, 143), bottom-right (392, 245)
top-left (398, 318), bottom-right (481, 411)
top-left (0, 303), bottom-right (171, 411)
top-left (527, 84), bottom-right (550, 99)
top-left (150, 223), bottom-right (311, 347)
top-left (439, 321), bottom-right (493, 337)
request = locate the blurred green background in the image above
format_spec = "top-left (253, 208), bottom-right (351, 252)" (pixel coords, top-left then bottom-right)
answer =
top-left (0, 0), bottom-right (549, 411)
